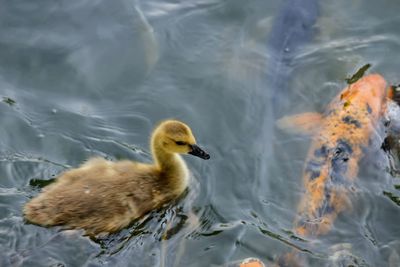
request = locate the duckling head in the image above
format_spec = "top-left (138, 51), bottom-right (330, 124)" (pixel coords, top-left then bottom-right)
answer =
top-left (152, 120), bottom-right (210, 160)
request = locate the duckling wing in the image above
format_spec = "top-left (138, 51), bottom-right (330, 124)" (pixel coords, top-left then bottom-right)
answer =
top-left (24, 160), bottom-right (160, 234)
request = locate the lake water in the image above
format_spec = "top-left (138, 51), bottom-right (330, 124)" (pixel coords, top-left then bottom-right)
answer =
top-left (1, 0), bottom-right (400, 266)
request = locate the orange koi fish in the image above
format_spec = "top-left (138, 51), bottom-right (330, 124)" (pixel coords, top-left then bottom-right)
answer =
top-left (270, 73), bottom-right (400, 267)
top-left (224, 74), bottom-right (399, 267)
top-left (277, 73), bottom-right (396, 237)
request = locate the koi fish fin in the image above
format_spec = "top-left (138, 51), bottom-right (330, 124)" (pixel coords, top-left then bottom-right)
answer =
top-left (382, 101), bottom-right (400, 175)
top-left (387, 84), bottom-right (400, 104)
top-left (385, 99), bottom-right (400, 136)
top-left (276, 112), bottom-right (323, 135)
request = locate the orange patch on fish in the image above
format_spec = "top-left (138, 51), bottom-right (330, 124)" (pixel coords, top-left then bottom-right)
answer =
top-left (239, 258), bottom-right (265, 267)
top-left (278, 74), bottom-right (389, 237)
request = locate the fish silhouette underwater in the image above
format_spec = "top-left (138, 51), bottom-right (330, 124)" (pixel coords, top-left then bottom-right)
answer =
top-left (274, 73), bottom-right (400, 266)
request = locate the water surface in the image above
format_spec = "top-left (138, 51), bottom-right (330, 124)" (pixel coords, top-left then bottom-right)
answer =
top-left (1, 0), bottom-right (400, 266)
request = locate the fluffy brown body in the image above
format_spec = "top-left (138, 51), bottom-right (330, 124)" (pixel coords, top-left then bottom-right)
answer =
top-left (24, 120), bottom-right (209, 235)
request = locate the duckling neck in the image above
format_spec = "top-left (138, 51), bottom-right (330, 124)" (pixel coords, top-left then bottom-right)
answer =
top-left (151, 137), bottom-right (189, 187)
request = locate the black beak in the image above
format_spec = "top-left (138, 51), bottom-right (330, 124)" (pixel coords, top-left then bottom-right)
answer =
top-left (188, 144), bottom-right (210, 160)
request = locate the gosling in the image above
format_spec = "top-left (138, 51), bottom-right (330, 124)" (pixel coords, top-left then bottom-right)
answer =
top-left (23, 120), bottom-right (210, 235)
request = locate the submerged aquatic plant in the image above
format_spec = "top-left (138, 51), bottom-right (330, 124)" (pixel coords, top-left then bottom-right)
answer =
top-left (345, 63), bottom-right (371, 84)
top-left (2, 97), bottom-right (16, 106)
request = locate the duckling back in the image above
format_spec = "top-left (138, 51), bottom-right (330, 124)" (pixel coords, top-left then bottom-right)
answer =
top-left (24, 158), bottom-right (180, 235)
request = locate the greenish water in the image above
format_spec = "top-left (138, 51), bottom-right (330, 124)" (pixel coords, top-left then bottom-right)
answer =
top-left (1, 0), bottom-right (400, 266)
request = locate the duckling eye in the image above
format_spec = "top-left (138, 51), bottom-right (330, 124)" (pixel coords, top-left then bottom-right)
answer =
top-left (175, 141), bottom-right (186, 146)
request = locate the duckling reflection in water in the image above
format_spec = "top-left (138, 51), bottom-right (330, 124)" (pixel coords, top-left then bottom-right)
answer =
top-left (24, 120), bottom-right (210, 236)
